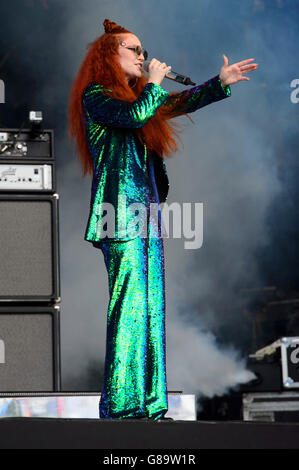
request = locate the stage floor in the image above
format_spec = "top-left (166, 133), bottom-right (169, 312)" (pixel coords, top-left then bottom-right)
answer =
top-left (0, 417), bottom-right (299, 449)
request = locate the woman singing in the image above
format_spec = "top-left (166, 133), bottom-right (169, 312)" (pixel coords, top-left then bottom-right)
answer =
top-left (68, 19), bottom-right (258, 421)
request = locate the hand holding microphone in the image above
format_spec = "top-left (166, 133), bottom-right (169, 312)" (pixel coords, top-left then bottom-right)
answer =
top-left (144, 59), bottom-right (196, 86)
top-left (146, 59), bottom-right (172, 86)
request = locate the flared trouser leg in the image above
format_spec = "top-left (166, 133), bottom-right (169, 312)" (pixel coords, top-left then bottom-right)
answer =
top-left (98, 229), bottom-right (168, 420)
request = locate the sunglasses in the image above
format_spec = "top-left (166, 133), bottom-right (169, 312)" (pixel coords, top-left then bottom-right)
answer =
top-left (119, 41), bottom-right (148, 61)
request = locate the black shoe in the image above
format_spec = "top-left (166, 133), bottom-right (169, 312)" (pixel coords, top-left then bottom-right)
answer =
top-left (157, 417), bottom-right (174, 421)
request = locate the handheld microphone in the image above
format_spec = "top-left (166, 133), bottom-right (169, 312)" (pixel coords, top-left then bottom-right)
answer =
top-left (142, 60), bottom-right (196, 86)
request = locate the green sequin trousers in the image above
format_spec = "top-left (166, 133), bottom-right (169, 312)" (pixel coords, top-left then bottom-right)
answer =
top-left (98, 194), bottom-right (168, 420)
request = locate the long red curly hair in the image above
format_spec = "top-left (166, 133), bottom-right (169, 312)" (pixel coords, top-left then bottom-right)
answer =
top-left (68, 19), bottom-right (193, 177)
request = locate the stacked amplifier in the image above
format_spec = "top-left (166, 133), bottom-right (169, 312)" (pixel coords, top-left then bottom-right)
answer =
top-left (0, 124), bottom-right (61, 392)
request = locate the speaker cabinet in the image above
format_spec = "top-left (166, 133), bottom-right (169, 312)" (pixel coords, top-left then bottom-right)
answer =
top-left (0, 305), bottom-right (60, 391)
top-left (0, 194), bottom-right (60, 302)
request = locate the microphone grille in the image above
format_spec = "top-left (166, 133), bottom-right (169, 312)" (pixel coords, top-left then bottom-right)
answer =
top-left (142, 60), bottom-right (150, 72)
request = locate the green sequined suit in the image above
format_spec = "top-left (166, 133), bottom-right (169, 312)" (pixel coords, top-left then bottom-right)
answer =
top-left (82, 76), bottom-right (231, 419)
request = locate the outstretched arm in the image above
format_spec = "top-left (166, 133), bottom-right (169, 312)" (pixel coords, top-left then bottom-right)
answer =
top-left (161, 55), bottom-right (258, 119)
top-left (161, 74), bottom-right (231, 119)
top-left (82, 82), bottom-right (169, 128)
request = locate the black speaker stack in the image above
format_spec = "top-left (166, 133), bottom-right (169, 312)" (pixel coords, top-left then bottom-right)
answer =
top-left (0, 126), bottom-right (61, 391)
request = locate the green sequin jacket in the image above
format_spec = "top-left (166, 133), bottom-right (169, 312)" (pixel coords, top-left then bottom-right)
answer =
top-left (82, 75), bottom-right (231, 243)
